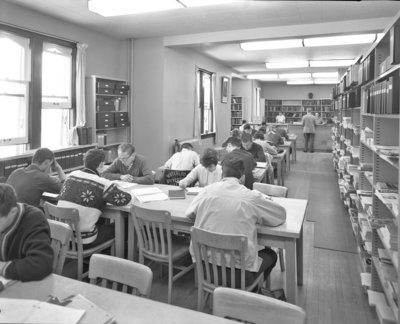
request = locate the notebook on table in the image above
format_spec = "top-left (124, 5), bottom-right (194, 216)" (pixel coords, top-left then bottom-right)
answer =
top-left (168, 189), bottom-right (186, 199)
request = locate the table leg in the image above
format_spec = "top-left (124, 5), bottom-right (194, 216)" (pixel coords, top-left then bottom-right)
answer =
top-left (284, 239), bottom-right (297, 304)
top-left (281, 159), bottom-right (285, 186)
top-left (286, 148), bottom-right (290, 172)
top-left (297, 225), bottom-right (304, 286)
top-left (128, 216), bottom-right (137, 261)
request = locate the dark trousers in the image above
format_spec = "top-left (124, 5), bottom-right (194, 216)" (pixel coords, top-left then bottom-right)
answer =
top-left (303, 133), bottom-right (315, 152)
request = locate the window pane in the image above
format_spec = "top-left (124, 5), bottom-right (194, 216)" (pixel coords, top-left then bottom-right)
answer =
top-left (42, 42), bottom-right (72, 108)
top-left (41, 109), bottom-right (72, 149)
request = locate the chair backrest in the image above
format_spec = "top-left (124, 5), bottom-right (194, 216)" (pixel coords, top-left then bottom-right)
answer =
top-left (253, 183), bottom-right (288, 197)
top-left (162, 169), bottom-right (191, 186)
top-left (48, 219), bottom-right (73, 275)
top-left (89, 254), bottom-right (153, 298)
top-left (191, 227), bottom-right (248, 291)
top-left (43, 202), bottom-right (83, 255)
top-left (213, 287), bottom-right (307, 324)
top-left (131, 203), bottom-right (173, 263)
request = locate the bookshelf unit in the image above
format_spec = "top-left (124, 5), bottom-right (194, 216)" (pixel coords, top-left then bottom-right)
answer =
top-left (333, 14), bottom-right (400, 324)
top-left (86, 76), bottom-right (131, 146)
top-left (265, 99), bottom-right (333, 124)
top-left (231, 96), bottom-right (243, 129)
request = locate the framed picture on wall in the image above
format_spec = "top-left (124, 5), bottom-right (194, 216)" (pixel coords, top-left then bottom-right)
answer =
top-left (221, 76), bottom-right (229, 103)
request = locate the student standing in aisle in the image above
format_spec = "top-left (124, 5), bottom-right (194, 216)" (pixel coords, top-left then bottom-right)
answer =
top-left (302, 108), bottom-right (317, 153)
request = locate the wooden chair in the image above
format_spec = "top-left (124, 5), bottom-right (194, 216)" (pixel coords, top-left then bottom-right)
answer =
top-left (48, 219), bottom-right (72, 275)
top-left (191, 227), bottom-right (265, 312)
top-left (89, 254), bottom-right (153, 298)
top-left (252, 182), bottom-right (287, 272)
top-left (213, 287), bottom-right (307, 324)
top-left (131, 203), bottom-right (195, 304)
top-left (43, 202), bottom-right (115, 281)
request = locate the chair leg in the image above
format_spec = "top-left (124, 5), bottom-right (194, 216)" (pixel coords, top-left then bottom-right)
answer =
top-left (167, 262), bottom-right (173, 304)
top-left (197, 284), bottom-right (204, 311)
top-left (279, 248), bottom-right (285, 272)
top-left (77, 257), bottom-right (83, 281)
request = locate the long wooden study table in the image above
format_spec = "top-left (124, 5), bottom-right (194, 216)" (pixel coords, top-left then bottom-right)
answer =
top-left (1, 274), bottom-right (237, 324)
top-left (106, 183), bottom-right (308, 305)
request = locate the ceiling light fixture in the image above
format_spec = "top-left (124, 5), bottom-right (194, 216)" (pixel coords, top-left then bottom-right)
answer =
top-left (240, 39), bottom-right (303, 51)
top-left (279, 73), bottom-right (311, 80)
top-left (310, 59), bottom-right (355, 67)
top-left (304, 34), bottom-right (376, 47)
top-left (246, 74), bottom-right (279, 80)
top-left (88, 0), bottom-right (184, 17)
top-left (287, 80), bottom-right (314, 85)
top-left (265, 61), bottom-right (309, 69)
top-left (179, 0), bottom-right (242, 7)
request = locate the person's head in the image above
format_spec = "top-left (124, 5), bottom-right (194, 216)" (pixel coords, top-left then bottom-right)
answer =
top-left (200, 148), bottom-right (218, 172)
top-left (84, 148), bottom-right (106, 173)
top-left (225, 137), bottom-right (241, 153)
top-left (0, 184), bottom-right (18, 232)
top-left (241, 132), bottom-right (253, 151)
top-left (118, 143), bottom-right (136, 166)
top-left (254, 132), bottom-right (265, 140)
top-left (231, 128), bottom-right (241, 138)
top-left (261, 121), bottom-right (266, 126)
top-left (222, 155), bottom-right (244, 180)
top-left (307, 108), bottom-right (312, 114)
top-left (279, 112), bottom-right (283, 115)
top-left (32, 148), bottom-right (55, 172)
top-left (181, 143), bottom-right (193, 151)
top-left (242, 120), bottom-right (247, 125)
top-left (315, 113), bottom-right (319, 118)
top-left (243, 123), bottom-right (252, 134)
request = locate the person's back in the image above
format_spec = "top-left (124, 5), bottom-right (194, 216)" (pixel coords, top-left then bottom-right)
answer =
top-left (164, 143), bottom-right (200, 170)
top-left (275, 127), bottom-right (289, 141)
top-left (265, 127), bottom-right (284, 146)
top-left (302, 112), bottom-right (316, 133)
top-left (241, 132), bottom-right (266, 163)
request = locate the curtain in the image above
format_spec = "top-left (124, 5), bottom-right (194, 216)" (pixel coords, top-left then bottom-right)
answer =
top-left (75, 42), bottom-right (87, 126)
top-left (211, 73), bottom-right (217, 144)
top-left (193, 67), bottom-right (201, 144)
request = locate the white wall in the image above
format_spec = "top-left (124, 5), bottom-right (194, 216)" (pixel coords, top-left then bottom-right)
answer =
top-left (0, 2), bottom-right (130, 79)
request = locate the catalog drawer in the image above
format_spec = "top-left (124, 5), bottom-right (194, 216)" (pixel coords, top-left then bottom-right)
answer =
top-left (97, 81), bottom-right (115, 89)
top-left (115, 120), bottom-right (130, 127)
top-left (96, 113), bottom-right (115, 129)
top-left (115, 84), bottom-right (130, 91)
top-left (114, 89), bottom-right (128, 96)
top-left (97, 88), bottom-right (114, 95)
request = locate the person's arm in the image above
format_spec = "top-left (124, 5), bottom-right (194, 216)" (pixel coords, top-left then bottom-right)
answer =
top-left (179, 166), bottom-right (199, 189)
top-left (3, 212), bottom-right (53, 282)
top-left (103, 183), bottom-right (132, 206)
top-left (265, 142), bottom-right (277, 155)
top-left (193, 152), bottom-right (200, 167)
top-left (252, 193), bottom-right (286, 226)
top-left (277, 135), bottom-right (284, 145)
top-left (101, 159), bottom-right (124, 180)
top-left (256, 146), bottom-right (266, 162)
top-left (52, 160), bottom-right (66, 182)
top-left (131, 157), bottom-right (154, 185)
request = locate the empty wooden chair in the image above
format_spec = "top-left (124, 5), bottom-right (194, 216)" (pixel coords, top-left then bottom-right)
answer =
top-left (89, 254), bottom-right (153, 298)
top-left (43, 202), bottom-right (115, 281)
top-left (213, 287), bottom-right (306, 324)
top-left (252, 182), bottom-right (288, 272)
top-left (48, 219), bottom-right (73, 275)
top-left (191, 227), bottom-right (265, 311)
top-left (131, 203), bottom-right (195, 304)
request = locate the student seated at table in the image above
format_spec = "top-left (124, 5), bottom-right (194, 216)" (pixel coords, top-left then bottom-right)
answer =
top-left (164, 143), bottom-right (200, 170)
top-left (258, 121), bottom-right (267, 134)
top-left (241, 133), bottom-right (266, 163)
top-left (58, 149), bottom-right (131, 246)
top-left (224, 137), bottom-right (256, 190)
top-left (102, 143), bottom-right (154, 185)
top-left (6, 147), bottom-right (66, 208)
top-left (0, 183), bottom-right (53, 281)
top-left (265, 125), bottom-right (284, 146)
top-left (178, 148), bottom-right (222, 189)
top-left (253, 132), bottom-right (276, 182)
top-left (274, 124), bottom-right (289, 141)
top-left (242, 123), bottom-right (257, 137)
top-left (185, 156), bottom-right (286, 287)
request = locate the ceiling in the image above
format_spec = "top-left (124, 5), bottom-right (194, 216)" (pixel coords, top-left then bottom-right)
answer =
top-left (6, 0), bottom-right (400, 80)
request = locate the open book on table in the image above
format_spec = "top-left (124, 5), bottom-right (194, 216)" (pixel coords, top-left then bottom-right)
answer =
top-left (131, 187), bottom-right (169, 203)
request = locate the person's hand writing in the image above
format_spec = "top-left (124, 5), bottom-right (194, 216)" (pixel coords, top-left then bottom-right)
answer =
top-left (120, 174), bottom-right (134, 182)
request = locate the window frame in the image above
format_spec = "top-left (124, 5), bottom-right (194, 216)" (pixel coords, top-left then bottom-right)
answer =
top-left (0, 23), bottom-right (77, 150)
top-left (197, 68), bottom-right (216, 138)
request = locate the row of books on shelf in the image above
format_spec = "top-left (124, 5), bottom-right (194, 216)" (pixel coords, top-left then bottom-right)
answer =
top-left (363, 76), bottom-right (399, 114)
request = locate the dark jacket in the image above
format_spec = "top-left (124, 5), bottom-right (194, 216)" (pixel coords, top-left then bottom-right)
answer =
top-left (224, 149), bottom-right (256, 190)
top-left (241, 142), bottom-right (266, 162)
top-left (0, 204), bottom-right (53, 281)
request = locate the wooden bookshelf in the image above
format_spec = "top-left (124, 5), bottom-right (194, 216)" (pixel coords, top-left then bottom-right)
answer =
top-left (231, 96), bottom-right (243, 129)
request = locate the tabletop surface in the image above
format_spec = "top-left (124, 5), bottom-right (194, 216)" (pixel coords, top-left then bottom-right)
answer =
top-left (1, 274), bottom-right (237, 324)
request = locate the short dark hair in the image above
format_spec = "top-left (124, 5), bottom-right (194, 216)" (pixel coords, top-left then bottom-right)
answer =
top-left (225, 137), bottom-right (241, 148)
top-left (84, 149), bottom-right (106, 170)
top-left (200, 148), bottom-right (218, 168)
top-left (241, 132), bottom-right (253, 143)
top-left (222, 155), bottom-right (244, 179)
top-left (181, 143), bottom-right (193, 150)
top-left (118, 143), bottom-right (135, 155)
top-left (243, 123), bottom-right (251, 130)
top-left (32, 148), bottom-right (54, 164)
top-left (254, 132), bottom-right (265, 140)
top-left (261, 121), bottom-right (266, 126)
top-left (0, 184), bottom-right (17, 217)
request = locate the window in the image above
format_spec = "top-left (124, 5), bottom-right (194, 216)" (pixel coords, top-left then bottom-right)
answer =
top-left (0, 24), bottom-right (76, 154)
top-left (197, 69), bottom-right (215, 135)
top-left (0, 31), bottom-right (30, 149)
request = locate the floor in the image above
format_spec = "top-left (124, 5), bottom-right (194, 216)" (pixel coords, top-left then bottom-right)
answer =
top-left (147, 151), bottom-right (379, 324)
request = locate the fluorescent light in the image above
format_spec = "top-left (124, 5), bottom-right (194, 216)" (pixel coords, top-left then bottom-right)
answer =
top-left (265, 61), bottom-right (309, 69)
top-left (246, 74), bottom-right (278, 80)
top-left (287, 80), bottom-right (313, 85)
top-left (88, 0), bottom-right (183, 17)
top-left (312, 72), bottom-right (339, 78)
top-left (179, 0), bottom-right (241, 7)
top-left (279, 73), bottom-right (311, 80)
top-left (310, 59), bottom-right (355, 67)
top-left (314, 79), bottom-right (338, 84)
top-left (304, 34), bottom-right (376, 47)
top-left (240, 39), bottom-right (303, 51)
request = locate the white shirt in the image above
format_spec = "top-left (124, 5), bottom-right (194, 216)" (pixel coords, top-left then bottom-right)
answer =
top-left (185, 177), bottom-right (286, 272)
top-left (164, 148), bottom-right (200, 170)
top-left (276, 114), bottom-right (285, 123)
top-left (179, 164), bottom-right (222, 188)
